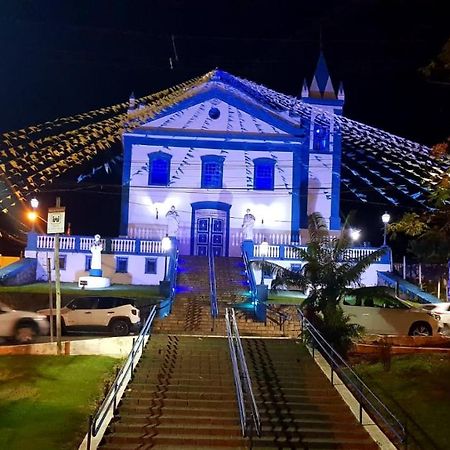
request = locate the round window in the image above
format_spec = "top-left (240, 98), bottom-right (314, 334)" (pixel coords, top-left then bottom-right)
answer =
top-left (208, 107), bottom-right (221, 119)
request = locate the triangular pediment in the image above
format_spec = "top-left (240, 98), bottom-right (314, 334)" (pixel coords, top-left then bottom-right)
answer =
top-left (140, 87), bottom-right (293, 135)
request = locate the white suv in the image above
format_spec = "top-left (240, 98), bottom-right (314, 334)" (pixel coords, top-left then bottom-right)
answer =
top-left (0, 302), bottom-right (50, 344)
top-left (38, 296), bottom-right (141, 336)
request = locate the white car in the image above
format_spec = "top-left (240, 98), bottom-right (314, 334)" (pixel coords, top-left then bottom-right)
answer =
top-left (0, 302), bottom-right (50, 344)
top-left (422, 303), bottom-right (450, 335)
top-left (341, 289), bottom-right (439, 336)
top-left (38, 296), bottom-right (141, 336)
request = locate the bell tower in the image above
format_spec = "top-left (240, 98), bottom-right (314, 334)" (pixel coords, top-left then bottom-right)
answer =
top-left (301, 52), bottom-right (345, 230)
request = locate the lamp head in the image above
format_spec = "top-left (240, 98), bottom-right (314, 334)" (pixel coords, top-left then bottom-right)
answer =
top-left (30, 198), bottom-right (39, 209)
top-left (260, 239), bottom-right (269, 257)
top-left (382, 212), bottom-right (391, 224)
top-left (350, 228), bottom-right (361, 242)
top-left (162, 235), bottom-right (172, 252)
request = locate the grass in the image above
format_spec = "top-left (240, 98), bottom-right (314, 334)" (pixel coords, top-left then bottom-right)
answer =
top-left (268, 290), bottom-right (306, 305)
top-left (0, 282), bottom-right (161, 298)
top-left (354, 354), bottom-right (450, 450)
top-left (0, 355), bottom-right (119, 450)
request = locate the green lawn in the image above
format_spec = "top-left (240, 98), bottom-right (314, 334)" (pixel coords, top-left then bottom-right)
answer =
top-left (355, 354), bottom-right (450, 450)
top-left (0, 355), bottom-right (119, 450)
top-left (268, 290), bottom-right (306, 305)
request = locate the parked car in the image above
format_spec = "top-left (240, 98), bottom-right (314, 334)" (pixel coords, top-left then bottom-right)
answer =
top-left (38, 296), bottom-right (141, 336)
top-left (340, 288), bottom-right (439, 336)
top-left (0, 302), bottom-right (50, 344)
top-left (421, 303), bottom-right (450, 336)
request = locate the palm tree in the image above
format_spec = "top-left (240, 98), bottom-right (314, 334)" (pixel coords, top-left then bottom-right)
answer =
top-left (268, 213), bottom-right (387, 355)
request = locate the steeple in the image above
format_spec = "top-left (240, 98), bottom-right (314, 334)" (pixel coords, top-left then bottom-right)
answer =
top-left (337, 82), bottom-right (345, 101)
top-left (128, 92), bottom-right (136, 112)
top-left (309, 52), bottom-right (336, 100)
top-left (301, 79), bottom-right (309, 98)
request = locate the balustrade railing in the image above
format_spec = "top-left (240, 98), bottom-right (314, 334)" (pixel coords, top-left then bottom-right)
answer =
top-left (34, 234), bottom-right (165, 255)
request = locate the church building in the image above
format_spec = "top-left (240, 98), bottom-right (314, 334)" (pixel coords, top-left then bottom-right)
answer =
top-left (121, 53), bottom-right (344, 257)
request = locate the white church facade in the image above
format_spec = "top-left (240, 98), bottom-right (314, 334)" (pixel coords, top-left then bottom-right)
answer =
top-left (24, 55), bottom-right (392, 286)
top-left (121, 56), bottom-right (344, 257)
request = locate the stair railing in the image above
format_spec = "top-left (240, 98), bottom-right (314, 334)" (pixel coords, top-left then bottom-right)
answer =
top-left (242, 250), bottom-right (257, 301)
top-left (84, 305), bottom-right (157, 450)
top-left (225, 307), bottom-right (246, 437)
top-left (298, 308), bottom-right (407, 448)
top-left (225, 307), bottom-right (261, 439)
top-left (266, 305), bottom-right (290, 334)
top-left (208, 245), bottom-right (219, 321)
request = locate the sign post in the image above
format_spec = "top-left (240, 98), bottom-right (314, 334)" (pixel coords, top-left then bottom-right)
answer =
top-left (47, 198), bottom-right (65, 355)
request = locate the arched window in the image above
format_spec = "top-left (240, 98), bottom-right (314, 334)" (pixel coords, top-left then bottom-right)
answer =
top-left (148, 151), bottom-right (172, 186)
top-left (313, 115), bottom-right (330, 151)
top-left (201, 155), bottom-right (224, 189)
top-left (253, 157), bottom-right (275, 190)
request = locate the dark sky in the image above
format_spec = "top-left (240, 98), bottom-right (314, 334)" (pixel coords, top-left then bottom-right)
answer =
top-left (0, 0), bottom-right (449, 249)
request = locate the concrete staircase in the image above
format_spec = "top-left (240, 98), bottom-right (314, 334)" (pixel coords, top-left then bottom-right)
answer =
top-left (152, 255), bottom-right (300, 337)
top-left (99, 335), bottom-right (247, 450)
top-left (244, 339), bottom-right (379, 449)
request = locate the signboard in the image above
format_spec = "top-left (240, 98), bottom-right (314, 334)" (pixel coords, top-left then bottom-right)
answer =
top-left (47, 207), bottom-right (66, 234)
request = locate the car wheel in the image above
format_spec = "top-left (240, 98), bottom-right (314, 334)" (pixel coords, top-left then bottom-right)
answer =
top-left (15, 323), bottom-right (37, 344)
top-left (409, 322), bottom-right (432, 337)
top-left (110, 319), bottom-right (130, 336)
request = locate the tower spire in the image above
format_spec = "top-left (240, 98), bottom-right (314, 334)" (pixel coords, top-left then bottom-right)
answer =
top-left (309, 51), bottom-right (336, 100)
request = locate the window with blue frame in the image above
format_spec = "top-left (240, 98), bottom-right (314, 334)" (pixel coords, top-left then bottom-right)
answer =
top-left (144, 258), bottom-right (157, 274)
top-left (148, 151), bottom-right (172, 186)
top-left (115, 257), bottom-right (128, 273)
top-left (253, 158), bottom-right (275, 190)
top-left (85, 255), bottom-right (92, 271)
top-left (201, 155), bottom-right (224, 189)
top-left (59, 255), bottom-right (67, 270)
top-left (313, 120), bottom-right (330, 152)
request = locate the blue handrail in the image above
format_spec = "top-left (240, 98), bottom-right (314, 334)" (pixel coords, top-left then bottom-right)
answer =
top-left (208, 247), bottom-right (219, 318)
top-left (226, 308), bottom-right (261, 438)
top-left (298, 308), bottom-right (407, 447)
top-left (86, 305), bottom-right (157, 449)
top-left (242, 251), bottom-right (257, 301)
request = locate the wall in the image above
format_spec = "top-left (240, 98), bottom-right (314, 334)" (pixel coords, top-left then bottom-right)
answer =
top-left (25, 250), bottom-right (166, 285)
top-left (127, 143), bottom-right (294, 255)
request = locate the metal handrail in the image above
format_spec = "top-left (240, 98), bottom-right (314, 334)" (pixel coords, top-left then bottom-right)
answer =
top-left (208, 246), bottom-right (219, 318)
top-left (242, 251), bottom-right (257, 300)
top-left (266, 305), bottom-right (290, 332)
top-left (225, 308), bottom-right (246, 436)
top-left (298, 308), bottom-right (407, 447)
top-left (230, 308), bottom-right (261, 437)
top-left (86, 305), bottom-right (157, 449)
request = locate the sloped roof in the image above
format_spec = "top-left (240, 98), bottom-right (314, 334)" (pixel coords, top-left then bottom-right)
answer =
top-left (0, 69), bottom-right (447, 218)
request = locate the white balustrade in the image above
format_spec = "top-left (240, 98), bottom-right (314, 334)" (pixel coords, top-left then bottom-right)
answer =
top-left (140, 240), bottom-right (162, 254)
top-left (111, 239), bottom-right (136, 253)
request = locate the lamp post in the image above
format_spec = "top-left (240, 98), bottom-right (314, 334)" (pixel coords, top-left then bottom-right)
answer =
top-left (161, 235), bottom-right (172, 280)
top-left (382, 212), bottom-right (391, 246)
top-left (259, 239), bottom-right (269, 285)
top-left (29, 198), bottom-right (39, 231)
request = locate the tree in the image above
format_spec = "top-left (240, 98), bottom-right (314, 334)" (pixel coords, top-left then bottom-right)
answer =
top-left (267, 213), bottom-right (386, 356)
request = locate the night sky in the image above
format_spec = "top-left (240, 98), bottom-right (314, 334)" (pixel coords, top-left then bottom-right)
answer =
top-left (0, 0), bottom-right (449, 251)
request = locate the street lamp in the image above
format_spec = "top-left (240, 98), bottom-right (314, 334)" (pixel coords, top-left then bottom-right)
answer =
top-left (350, 228), bottom-right (361, 243)
top-left (381, 212), bottom-right (391, 246)
top-left (259, 239), bottom-right (269, 285)
top-left (28, 198), bottom-right (39, 231)
top-left (161, 235), bottom-right (172, 280)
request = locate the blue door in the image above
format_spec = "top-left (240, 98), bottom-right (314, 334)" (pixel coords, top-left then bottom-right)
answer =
top-left (195, 217), bottom-right (225, 256)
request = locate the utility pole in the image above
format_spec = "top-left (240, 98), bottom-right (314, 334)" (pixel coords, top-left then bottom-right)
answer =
top-left (54, 197), bottom-right (62, 355)
top-left (47, 255), bottom-right (54, 343)
top-left (47, 197), bottom-right (65, 355)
